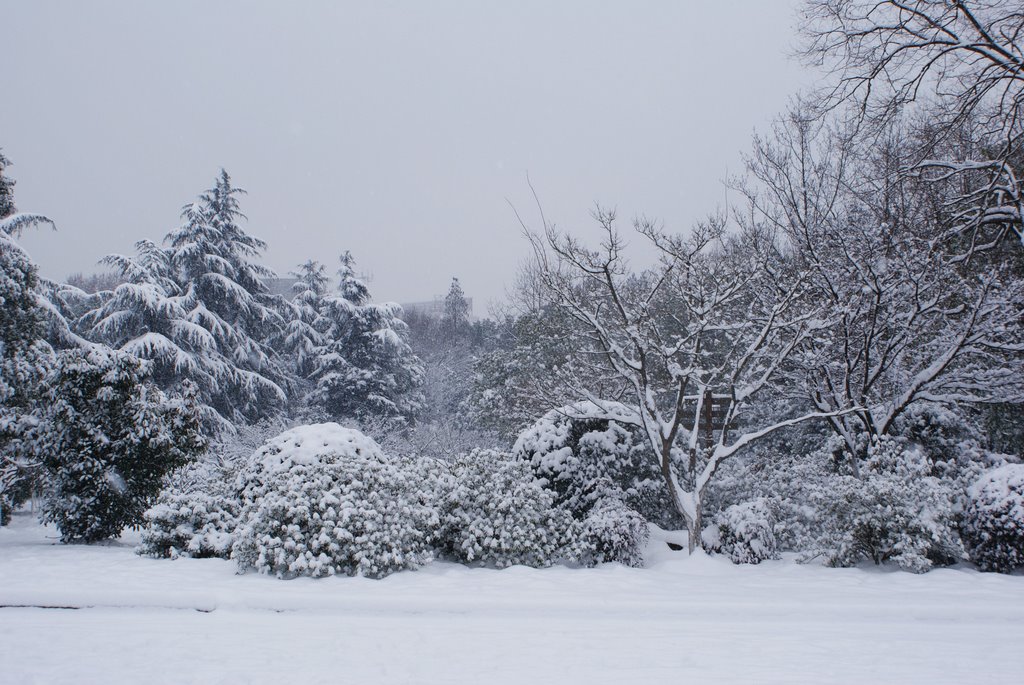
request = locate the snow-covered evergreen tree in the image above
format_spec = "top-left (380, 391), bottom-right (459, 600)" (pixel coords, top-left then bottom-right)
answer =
top-left (336, 250), bottom-right (370, 305)
top-left (279, 260), bottom-right (328, 379)
top-left (306, 252), bottom-right (424, 423)
top-left (163, 170), bottom-right (288, 423)
top-left (441, 276), bottom-right (470, 343)
top-left (81, 241), bottom-right (210, 386)
top-left (0, 149), bottom-right (16, 219)
top-left (35, 347), bottom-right (205, 542)
top-left (0, 221), bottom-right (53, 523)
top-left (0, 177), bottom-right (58, 524)
top-left (81, 171), bottom-right (288, 428)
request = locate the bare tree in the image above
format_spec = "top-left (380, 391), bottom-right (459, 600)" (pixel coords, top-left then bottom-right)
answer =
top-left (802, 0), bottom-right (1024, 252)
top-left (740, 104), bottom-right (1024, 468)
top-left (521, 207), bottom-right (847, 551)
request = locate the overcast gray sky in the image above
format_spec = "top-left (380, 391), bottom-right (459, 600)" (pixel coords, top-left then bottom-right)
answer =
top-left (4, 0), bottom-right (808, 310)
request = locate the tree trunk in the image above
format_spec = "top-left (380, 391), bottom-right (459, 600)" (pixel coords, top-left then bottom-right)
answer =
top-left (687, 504), bottom-right (703, 554)
top-left (659, 441), bottom-right (702, 554)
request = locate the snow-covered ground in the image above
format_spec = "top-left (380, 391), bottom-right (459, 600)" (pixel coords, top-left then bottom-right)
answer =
top-left (1, 512), bottom-right (1022, 685)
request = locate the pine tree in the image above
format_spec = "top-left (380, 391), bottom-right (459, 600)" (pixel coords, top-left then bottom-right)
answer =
top-left (337, 250), bottom-right (370, 305)
top-left (442, 277), bottom-right (470, 343)
top-left (306, 252), bottom-right (424, 423)
top-left (0, 149), bottom-right (16, 219)
top-left (79, 241), bottom-right (222, 420)
top-left (80, 170), bottom-right (290, 428)
top-left (280, 260), bottom-right (328, 378)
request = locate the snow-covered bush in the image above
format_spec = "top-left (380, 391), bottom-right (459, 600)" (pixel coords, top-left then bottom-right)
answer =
top-left (513, 405), bottom-right (680, 527)
top-left (962, 464), bottom-right (1024, 573)
top-left (437, 449), bottom-right (581, 568)
top-left (35, 348), bottom-right (205, 543)
top-left (139, 489), bottom-right (238, 559)
top-left (812, 438), bottom-right (963, 572)
top-left (232, 423), bottom-right (436, 579)
top-left (703, 498), bottom-right (780, 565)
top-left (701, 431), bottom-right (843, 554)
top-left (578, 497), bottom-right (649, 568)
top-left (138, 463), bottom-right (239, 559)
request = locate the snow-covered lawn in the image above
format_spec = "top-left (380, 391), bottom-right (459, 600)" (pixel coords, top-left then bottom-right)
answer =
top-left (1, 513), bottom-right (1022, 685)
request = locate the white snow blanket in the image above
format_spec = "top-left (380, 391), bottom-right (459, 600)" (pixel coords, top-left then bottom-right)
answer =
top-left (1, 514), bottom-right (1022, 684)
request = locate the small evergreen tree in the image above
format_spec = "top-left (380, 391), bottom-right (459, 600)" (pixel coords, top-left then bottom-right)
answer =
top-left (307, 252), bottom-right (424, 423)
top-left (0, 149), bottom-right (16, 219)
top-left (36, 348), bottom-right (205, 542)
top-left (279, 260), bottom-right (328, 378)
top-left (441, 277), bottom-right (470, 343)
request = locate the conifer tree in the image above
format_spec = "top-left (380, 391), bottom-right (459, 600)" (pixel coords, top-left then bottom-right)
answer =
top-left (307, 252), bottom-right (424, 423)
top-left (0, 166), bottom-right (57, 524)
top-left (0, 149), bottom-right (16, 219)
top-left (280, 260), bottom-right (328, 378)
top-left (442, 277), bottom-right (470, 343)
top-left (82, 170), bottom-right (288, 427)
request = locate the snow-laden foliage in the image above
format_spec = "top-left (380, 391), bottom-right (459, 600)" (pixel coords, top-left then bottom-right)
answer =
top-left (811, 438), bottom-right (964, 572)
top-left (578, 497), bottom-right (649, 568)
top-left (441, 276), bottom-right (470, 341)
top-left (35, 348), bottom-right (205, 542)
top-left (138, 462), bottom-right (240, 559)
top-left (963, 464), bottom-right (1024, 573)
top-left (703, 498), bottom-right (780, 565)
top-left (513, 405), bottom-right (680, 527)
top-left (80, 170), bottom-right (288, 428)
top-left (278, 260), bottom-right (328, 379)
top-left (233, 423), bottom-right (436, 578)
top-left (305, 253), bottom-right (424, 424)
top-left (436, 450), bottom-right (581, 568)
top-left (139, 418), bottom-right (298, 559)
top-left (0, 220), bottom-right (53, 523)
top-left (704, 432), bottom-right (841, 554)
top-left (139, 489), bottom-right (239, 559)
top-left (0, 149), bottom-right (15, 219)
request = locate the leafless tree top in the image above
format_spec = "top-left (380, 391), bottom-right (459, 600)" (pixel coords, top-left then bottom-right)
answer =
top-left (802, 0), bottom-right (1024, 148)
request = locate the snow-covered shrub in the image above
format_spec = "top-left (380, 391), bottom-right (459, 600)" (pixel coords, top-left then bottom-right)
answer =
top-left (233, 423), bottom-right (436, 579)
top-left (513, 404), bottom-right (680, 527)
top-left (702, 433), bottom-right (841, 554)
top-left (703, 498), bottom-right (780, 565)
top-left (138, 463), bottom-right (239, 559)
top-left (962, 464), bottom-right (1024, 573)
top-left (35, 349), bottom-right (205, 543)
top-left (891, 402), bottom-right (991, 496)
top-left (139, 489), bottom-right (239, 559)
top-left (812, 438), bottom-right (963, 572)
top-left (578, 497), bottom-right (649, 568)
top-left (437, 449), bottom-right (581, 568)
